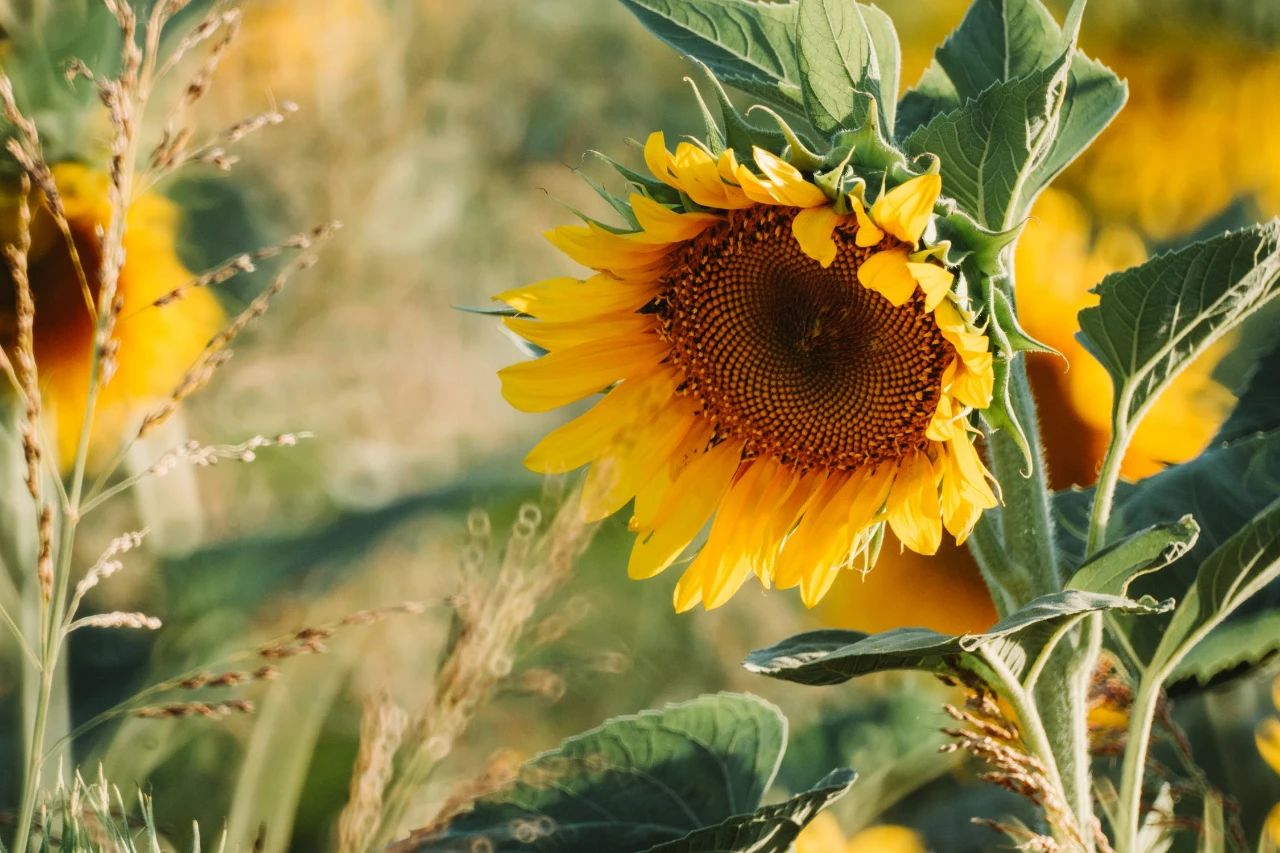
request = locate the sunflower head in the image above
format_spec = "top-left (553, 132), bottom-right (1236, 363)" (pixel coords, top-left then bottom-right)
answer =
top-left (0, 163), bottom-right (224, 468)
top-left (495, 93), bottom-right (1000, 613)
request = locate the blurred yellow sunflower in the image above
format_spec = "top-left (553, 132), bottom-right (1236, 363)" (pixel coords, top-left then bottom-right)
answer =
top-left (1015, 188), bottom-right (1234, 483)
top-left (0, 163), bottom-right (224, 468)
top-left (1258, 677), bottom-right (1280, 847)
top-left (497, 134), bottom-right (997, 611)
top-left (796, 812), bottom-right (926, 853)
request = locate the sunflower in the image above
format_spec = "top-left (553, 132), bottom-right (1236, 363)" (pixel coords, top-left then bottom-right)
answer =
top-left (0, 163), bottom-right (225, 468)
top-left (1258, 677), bottom-right (1280, 847)
top-left (496, 133), bottom-right (996, 611)
top-left (795, 812), bottom-right (925, 853)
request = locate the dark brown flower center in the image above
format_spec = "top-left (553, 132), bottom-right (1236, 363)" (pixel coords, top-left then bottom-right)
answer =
top-left (656, 205), bottom-right (955, 471)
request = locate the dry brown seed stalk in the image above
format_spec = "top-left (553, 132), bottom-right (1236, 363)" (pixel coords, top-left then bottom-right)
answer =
top-left (134, 699), bottom-right (253, 719)
top-left (337, 694), bottom-right (409, 853)
top-left (137, 225), bottom-right (340, 437)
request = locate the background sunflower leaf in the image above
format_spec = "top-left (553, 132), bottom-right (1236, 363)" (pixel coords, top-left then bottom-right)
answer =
top-left (644, 769), bottom-right (856, 853)
top-left (744, 591), bottom-right (1168, 686)
top-left (412, 693), bottom-right (789, 851)
top-left (1168, 610), bottom-right (1280, 689)
top-left (1066, 517), bottom-right (1200, 597)
top-left (1212, 339), bottom-right (1280, 445)
top-left (795, 0), bottom-right (894, 136)
top-left (1149, 498), bottom-right (1280, 675)
top-left (616, 0), bottom-right (805, 116)
top-left (903, 56), bottom-right (1070, 232)
top-left (895, 0), bottom-right (1123, 228)
top-left (1078, 221), bottom-right (1280, 437)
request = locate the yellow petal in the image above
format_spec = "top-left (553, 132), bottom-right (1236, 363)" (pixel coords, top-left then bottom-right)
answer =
top-left (498, 335), bottom-right (669, 412)
top-left (494, 275), bottom-right (657, 322)
top-left (792, 206), bottom-right (847, 268)
top-left (751, 147), bottom-right (828, 207)
top-left (871, 173), bottom-right (941, 245)
top-left (581, 400), bottom-right (695, 522)
top-left (1266, 802), bottom-right (1280, 849)
top-left (644, 131), bottom-right (681, 190)
top-left (946, 434), bottom-right (998, 508)
top-left (906, 261), bottom-right (954, 311)
top-left (846, 825), bottom-right (927, 853)
top-left (503, 312), bottom-right (655, 351)
top-left (846, 464), bottom-right (897, 533)
top-left (886, 453), bottom-right (942, 555)
top-left (851, 197), bottom-right (884, 247)
top-left (629, 193), bottom-right (721, 243)
top-left (773, 473), bottom-right (853, 591)
top-left (951, 353), bottom-right (995, 410)
top-left (628, 439), bottom-right (743, 580)
top-left (546, 223), bottom-right (672, 274)
top-left (524, 370), bottom-right (673, 473)
top-left (1258, 717), bottom-right (1280, 775)
top-left (674, 142), bottom-right (751, 209)
top-left (683, 461), bottom-right (775, 609)
top-left (857, 248), bottom-right (917, 307)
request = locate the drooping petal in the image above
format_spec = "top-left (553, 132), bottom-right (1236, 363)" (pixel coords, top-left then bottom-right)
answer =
top-left (644, 131), bottom-right (681, 190)
top-left (504, 312), bottom-right (656, 351)
top-left (498, 335), bottom-right (669, 412)
top-left (629, 193), bottom-right (721, 243)
top-left (857, 248), bottom-right (917, 306)
top-left (546, 223), bottom-right (673, 274)
top-left (751, 148), bottom-right (829, 208)
top-left (792, 206), bottom-right (847, 268)
top-left (524, 369), bottom-right (674, 473)
top-left (581, 398), bottom-right (696, 522)
top-left (627, 439), bottom-right (744, 580)
top-left (851, 197), bottom-right (884, 247)
top-left (906, 261), bottom-right (954, 311)
top-left (494, 275), bottom-right (657, 322)
top-left (1257, 717), bottom-right (1280, 775)
top-left (871, 173), bottom-right (941, 244)
top-left (886, 452), bottom-right (943, 555)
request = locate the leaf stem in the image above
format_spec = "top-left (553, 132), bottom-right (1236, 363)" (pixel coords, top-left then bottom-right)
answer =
top-left (1087, 409), bottom-right (1134, 556)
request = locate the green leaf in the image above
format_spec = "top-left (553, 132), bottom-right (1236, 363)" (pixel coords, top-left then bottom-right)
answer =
top-left (903, 56), bottom-right (1071, 231)
top-left (894, 0), bottom-right (1122, 222)
top-left (415, 693), bottom-right (788, 851)
top-left (795, 0), bottom-right (878, 135)
top-left (1078, 221), bottom-right (1280, 434)
top-left (645, 769), bottom-right (856, 853)
top-left (859, 5), bottom-right (900, 135)
top-left (1067, 516), bottom-right (1200, 597)
top-left (1213, 339), bottom-right (1280, 445)
top-left (1168, 610), bottom-right (1280, 688)
top-left (616, 0), bottom-right (805, 114)
top-left (744, 591), bottom-right (1169, 686)
top-left (894, 0), bottom-right (1068, 138)
top-left (1151, 497), bottom-right (1280, 672)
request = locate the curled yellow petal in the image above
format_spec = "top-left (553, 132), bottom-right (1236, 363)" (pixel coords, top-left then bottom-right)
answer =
top-left (906, 261), bottom-right (954, 311)
top-left (857, 248), bottom-right (917, 306)
top-left (851, 197), bottom-right (884, 247)
top-left (751, 147), bottom-right (829, 208)
top-left (872, 173), bottom-right (941, 244)
top-left (792, 206), bottom-right (847, 268)
top-left (886, 452), bottom-right (942, 555)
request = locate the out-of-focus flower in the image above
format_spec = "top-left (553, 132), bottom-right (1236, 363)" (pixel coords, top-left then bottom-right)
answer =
top-left (796, 812), bottom-right (927, 853)
top-left (498, 133), bottom-right (997, 611)
top-left (1071, 41), bottom-right (1280, 240)
top-left (211, 0), bottom-right (387, 115)
top-left (0, 163), bottom-right (224, 468)
top-left (1257, 677), bottom-right (1280, 847)
top-left (1015, 188), bottom-right (1235, 483)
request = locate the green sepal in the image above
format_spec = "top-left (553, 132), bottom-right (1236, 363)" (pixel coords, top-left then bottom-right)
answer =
top-left (682, 75), bottom-right (727, 155)
top-left (744, 105), bottom-right (826, 172)
top-left (826, 101), bottom-right (906, 179)
top-left (592, 148), bottom-right (682, 206)
top-left (970, 258), bottom-right (1034, 469)
top-left (990, 286), bottom-right (1057, 356)
top-left (933, 208), bottom-right (1022, 278)
top-left (688, 58), bottom-right (787, 160)
top-left (573, 167), bottom-right (641, 230)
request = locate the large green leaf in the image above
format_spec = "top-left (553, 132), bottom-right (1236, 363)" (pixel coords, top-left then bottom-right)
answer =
top-left (859, 5), bottom-right (899, 135)
top-left (645, 770), bottom-right (856, 853)
top-left (903, 55), bottom-right (1078, 232)
top-left (1077, 221), bottom-right (1280, 433)
top-left (744, 591), bottom-right (1168, 686)
top-left (795, 0), bottom-right (881, 135)
top-left (1212, 339), bottom-right (1280, 445)
top-left (413, 693), bottom-right (789, 851)
top-left (1151, 497), bottom-right (1280, 673)
top-left (895, 0), bottom-right (1122, 227)
top-left (1169, 610), bottom-right (1280, 688)
top-left (1066, 517), bottom-right (1200, 597)
top-left (616, 0), bottom-right (805, 114)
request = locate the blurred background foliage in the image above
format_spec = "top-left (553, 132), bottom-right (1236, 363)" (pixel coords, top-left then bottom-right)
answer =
top-left (0, 0), bottom-right (1278, 850)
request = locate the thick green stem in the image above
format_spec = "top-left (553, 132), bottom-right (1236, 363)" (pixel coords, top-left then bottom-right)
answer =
top-left (1114, 672), bottom-right (1164, 853)
top-left (970, 357), bottom-right (1099, 847)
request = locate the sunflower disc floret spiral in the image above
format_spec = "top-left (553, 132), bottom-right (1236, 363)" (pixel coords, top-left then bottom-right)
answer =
top-left (497, 133), bottom-right (997, 611)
